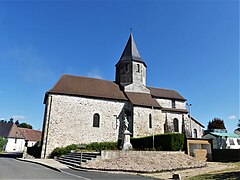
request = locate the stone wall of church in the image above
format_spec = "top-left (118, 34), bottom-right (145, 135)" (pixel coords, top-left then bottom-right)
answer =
top-left (184, 116), bottom-right (204, 138)
top-left (156, 98), bottom-right (185, 109)
top-left (132, 107), bottom-right (164, 137)
top-left (41, 94), bottom-right (128, 158)
top-left (163, 112), bottom-right (184, 133)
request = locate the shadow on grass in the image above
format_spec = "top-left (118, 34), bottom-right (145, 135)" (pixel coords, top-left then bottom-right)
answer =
top-left (198, 171), bottom-right (240, 180)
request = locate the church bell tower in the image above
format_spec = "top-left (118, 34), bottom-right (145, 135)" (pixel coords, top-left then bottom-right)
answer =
top-left (115, 33), bottom-right (150, 94)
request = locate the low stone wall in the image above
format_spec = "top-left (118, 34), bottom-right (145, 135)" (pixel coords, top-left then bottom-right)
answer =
top-left (99, 150), bottom-right (185, 160)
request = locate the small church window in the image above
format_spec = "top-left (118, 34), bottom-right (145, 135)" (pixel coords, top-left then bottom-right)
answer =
top-left (93, 113), bottom-right (100, 127)
top-left (149, 114), bottom-right (152, 128)
top-left (172, 100), bottom-right (176, 109)
top-left (173, 118), bottom-right (179, 132)
top-left (193, 129), bottom-right (198, 138)
top-left (136, 64), bottom-right (140, 72)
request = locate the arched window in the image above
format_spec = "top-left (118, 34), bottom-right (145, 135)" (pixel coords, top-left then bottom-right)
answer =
top-left (173, 118), bottom-right (179, 132)
top-left (93, 113), bottom-right (100, 127)
top-left (149, 114), bottom-right (152, 128)
top-left (194, 129), bottom-right (197, 138)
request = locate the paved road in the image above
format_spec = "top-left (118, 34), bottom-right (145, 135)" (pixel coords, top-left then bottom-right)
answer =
top-left (0, 158), bottom-right (154, 179)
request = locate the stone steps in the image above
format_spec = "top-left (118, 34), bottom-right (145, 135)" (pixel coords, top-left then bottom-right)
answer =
top-left (57, 152), bottom-right (101, 167)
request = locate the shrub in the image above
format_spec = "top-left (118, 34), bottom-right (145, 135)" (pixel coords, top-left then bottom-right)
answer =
top-left (51, 142), bottom-right (118, 157)
top-left (131, 133), bottom-right (184, 151)
top-left (85, 142), bottom-right (118, 151)
top-left (27, 141), bottom-right (41, 158)
top-left (0, 137), bottom-right (7, 152)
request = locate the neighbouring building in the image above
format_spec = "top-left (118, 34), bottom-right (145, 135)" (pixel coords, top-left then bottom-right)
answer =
top-left (203, 129), bottom-right (240, 149)
top-left (0, 122), bottom-right (42, 152)
top-left (41, 33), bottom-right (204, 158)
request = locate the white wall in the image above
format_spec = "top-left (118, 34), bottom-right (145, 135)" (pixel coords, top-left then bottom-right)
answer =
top-left (4, 138), bottom-right (25, 152)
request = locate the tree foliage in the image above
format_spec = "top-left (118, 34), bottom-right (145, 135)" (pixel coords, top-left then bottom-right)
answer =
top-left (207, 118), bottom-right (226, 130)
top-left (0, 137), bottom-right (7, 152)
top-left (18, 123), bottom-right (33, 129)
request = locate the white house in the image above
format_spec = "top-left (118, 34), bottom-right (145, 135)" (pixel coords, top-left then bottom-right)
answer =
top-left (0, 122), bottom-right (42, 152)
top-left (203, 129), bottom-right (240, 149)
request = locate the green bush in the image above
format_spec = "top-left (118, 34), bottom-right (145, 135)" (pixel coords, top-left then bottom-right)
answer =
top-left (0, 137), bottom-right (7, 152)
top-left (51, 142), bottom-right (118, 157)
top-left (131, 133), bottom-right (184, 151)
top-left (86, 142), bottom-right (118, 151)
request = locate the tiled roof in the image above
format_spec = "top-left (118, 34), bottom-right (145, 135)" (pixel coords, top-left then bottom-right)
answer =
top-left (46, 75), bottom-right (187, 110)
top-left (47, 74), bottom-right (128, 101)
top-left (0, 123), bottom-right (24, 139)
top-left (148, 87), bottom-right (186, 101)
top-left (18, 128), bottom-right (42, 142)
top-left (125, 92), bottom-right (161, 109)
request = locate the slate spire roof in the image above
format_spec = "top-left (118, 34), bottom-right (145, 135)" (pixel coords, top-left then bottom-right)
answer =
top-left (118, 33), bottom-right (145, 65)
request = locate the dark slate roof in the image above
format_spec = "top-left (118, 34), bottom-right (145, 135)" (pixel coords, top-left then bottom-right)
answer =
top-left (148, 87), bottom-right (186, 101)
top-left (117, 33), bottom-right (146, 66)
top-left (47, 74), bottom-right (128, 101)
top-left (125, 92), bottom-right (161, 109)
top-left (19, 128), bottom-right (42, 142)
top-left (0, 123), bottom-right (25, 139)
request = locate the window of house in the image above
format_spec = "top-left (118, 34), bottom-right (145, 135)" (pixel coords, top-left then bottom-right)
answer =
top-left (173, 118), bottom-right (179, 132)
top-left (237, 139), bottom-right (240, 145)
top-left (172, 100), bottom-right (176, 109)
top-left (136, 64), bottom-right (140, 72)
top-left (193, 129), bottom-right (198, 138)
top-left (93, 113), bottom-right (100, 127)
top-left (149, 114), bottom-right (152, 128)
top-left (229, 138), bottom-right (235, 145)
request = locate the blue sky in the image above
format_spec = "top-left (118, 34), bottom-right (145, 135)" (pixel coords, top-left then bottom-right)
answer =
top-left (0, 0), bottom-right (239, 132)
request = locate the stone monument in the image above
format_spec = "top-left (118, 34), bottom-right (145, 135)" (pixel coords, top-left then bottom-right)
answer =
top-left (121, 115), bottom-right (132, 150)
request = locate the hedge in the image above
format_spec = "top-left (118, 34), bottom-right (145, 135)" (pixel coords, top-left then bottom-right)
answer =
top-left (51, 142), bottom-right (118, 157)
top-left (131, 133), bottom-right (184, 151)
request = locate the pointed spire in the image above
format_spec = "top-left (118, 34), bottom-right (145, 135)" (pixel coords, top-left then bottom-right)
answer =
top-left (119, 33), bottom-right (144, 63)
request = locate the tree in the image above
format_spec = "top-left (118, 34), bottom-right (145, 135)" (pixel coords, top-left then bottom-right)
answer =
top-left (207, 118), bottom-right (226, 130)
top-left (18, 123), bottom-right (33, 129)
top-left (236, 119), bottom-right (240, 131)
top-left (8, 118), bottom-right (14, 124)
top-left (0, 137), bottom-right (7, 152)
top-left (15, 120), bottom-right (20, 126)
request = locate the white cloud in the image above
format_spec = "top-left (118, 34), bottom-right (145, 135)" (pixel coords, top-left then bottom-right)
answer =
top-left (227, 115), bottom-right (237, 120)
top-left (0, 118), bottom-right (5, 121)
top-left (87, 69), bottom-right (102, 79)
top-left (11, 115), bottom-right (27, 120)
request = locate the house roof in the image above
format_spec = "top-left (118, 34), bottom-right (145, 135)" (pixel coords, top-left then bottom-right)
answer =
top-left (47, 74), bottom-right (128, 102)
top-left (125, 92), bottom-right (161, 109)
top-left (209, 132), bottom-right (240, 138)
top-left (148, 87), bottom-right (186, 101)
top-left (116, 33), bottom-right (146, 66)
top-left (0, 123), bottom-right (25, 139)
top-left (18, 128), bottom-right (42, 142)
top-left (162, 107), bottom-right (189, 114)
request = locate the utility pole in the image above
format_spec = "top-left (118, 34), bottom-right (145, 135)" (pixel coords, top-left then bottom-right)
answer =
top-left (186, 103), bottom-right (192, 137)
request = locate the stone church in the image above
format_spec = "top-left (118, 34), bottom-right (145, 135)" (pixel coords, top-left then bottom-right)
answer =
top-left (41, 33), bottom-right (204, 158)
